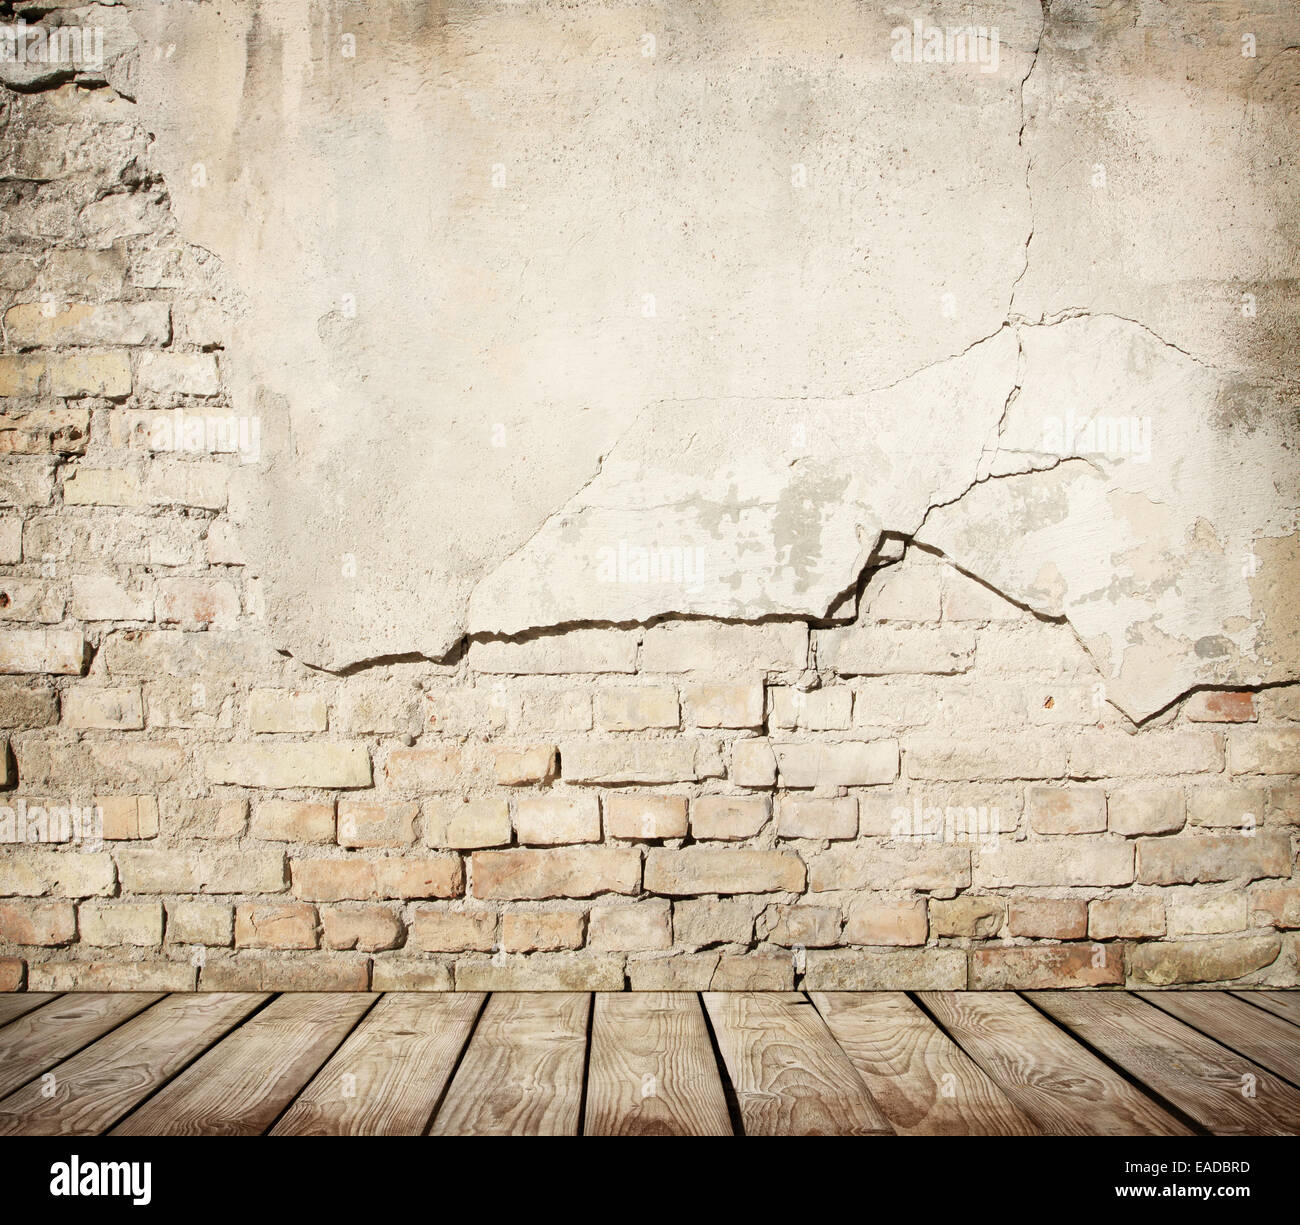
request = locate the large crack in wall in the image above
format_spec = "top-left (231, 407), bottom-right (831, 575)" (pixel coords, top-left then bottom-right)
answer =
top-left (110, 0), bottom-right (1299, 723)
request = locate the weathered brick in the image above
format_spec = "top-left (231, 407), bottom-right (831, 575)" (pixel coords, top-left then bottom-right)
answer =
top-left (0, 516), bottom-right (19, 565)
top-left (205, 742), bottom-right (371, 789)
top-left (975, 841), bottom-right (1134, 888)
top-left (1166, 892), bottom-right (1247, 937)
top-left (762, 904), bottom-right (841, 947)
top-left (492, 744), bottom-right (557, 785)
top-left (471, 847), bottom-right (640, 900)
top-left (62, 685), bottom-right (143, 730)
top-left (1107, 789), bottom-right (1185, 836)
top-left (370, 960), bottom-right (453, 991)
top-left (818, 624), bottom-right (975, 677)
top-left (384, 744), bottom-right (464, 791)
top-left (1129, 935), bottom-right (1282, 986)
top-left (681, 681), bottom-right (764, 729)
top-left (69, 574), bottom-right (153, 622)
top-left (3, 300), bottom-right (169, 346)
top-left (337, 799), bottom-right (417, 848)
top-left (906, 737), bottom-right (1066, 781)
top-left (0, 577), bottom-right (63, 622)
top-left (930, 896), bottom-right (1006, 938)
top-left (423, 688), bottom-right (509, 736)
top-left (250, 800), bottom-right (335, 844)
top-left (586, 899), bottom-right (672, 951)
top-left (690, 794), bottom-right (769, 840)
top-left (0, 680), bottom-right (57, 728)
top-left (561, 738), bottom-right (704, 784)
top-left (335, 680), bottom-right (422, 735)
top-left (79, 900), bottom-right (164, 947)
top-left (155, 578), bottom-right (240, 627)
top-left (0, 900), bottom-right (75, 945)
top-left (95, 795), bottom-right (159, 841)
top-left (514, 792), bottom-right (601, 845)
top-left (627, 952), bottom-right (720, 990)
top-left (775, 795), bottom-right (858, 841)
top-left (640, 622), bottom-right (807, 674)
top-left (710, 952), bottom-right (794, 991)
top-left (861, 560), bottom-right (942, 621)
top-left (0, 629), bottom-right (85, 674)
top-left (320, 906), bottom-right (404, 952)
top-left (731, 738), bottom-right (777, 787)
top-left (117, 849), bottom-right (286, 895)
top-left (1069, 730), bottom-right (1224, 777)
top-left (673, 897), bottom-right (755, 947)
top-left (249, 687), bottom-right (328, 733)
top-left (137, 350), bottom-right (221, 396)
top-left (844, 898), bottom-right (927, 946)
top-left (235, 902), bottom-right (318, 949)
top-left (0, 459), bottom-right (53, 509)
top-left (1184, 690), bottom-right (1256, 723)
top-left (773, 739), bottom-right (898, 787)
top-left (603, 792), bottom-right (688, 840)
top-left (144, 461), bottom-right (229, 510)
top-left (1228, 729), bottom-right (1300, 775)
top-left (0, 352), bottom-right (45, 397)
top-left (454, 953), bottom-right (624, 991)
top-left (769, 686), bottom-right (852, 731)
top-left (594, 686), bottom-right (678, 731)
top-left (503, 910), bottom-right (586, 952)
top-left (1186, 786), bottom-right (1266, 830)
top-left (941, 568), bottom-right (1022, 622)
top-left (424, 796), bottom-right (511, 849)
top-left (0, 851), bottom-right (115, 897)
top-left (1250, 885), bottom-right (1300, 928)
top-left (1268, 785), bottom-right (1300, 825)
top-left (969, 944), bottom-right (1124, 989)
top-left (515, 687), bottom-right (592, 732)
top-left (199, 953), bottom-right (366, 992)
top-left (469, 630), bottom-right (637, 674)
top-left (1027, 786), bottom-right (1106, 835)
top-left (804, 948), bottom-right (966, 990)
top-left (0, 958), bottom-right (24, 990)
top-left (1089, 895), bottom-right (1166, 939)
top-left (63, 466), bottom-right (143, 506)
top-left (167, 900), bottom-right (233, 946)
top-left (31, 959), bottom-right (195, 992)
top-left (408, 915), bottom-right (493, 951)
top-left (292, 856), bottom-right (462, 901)
top-left (173, 797), bottom-right (247, 840)
top-left (49, 352), bottom-right (132, 398)
top-left (1136, 832), bottom-right (1291, 885)
top-left (644, 847), bottom-right (804, 895)
top-left (0, 405), bottom-right (89, 454)
top-left (809, 844), bottom-right (970, 893)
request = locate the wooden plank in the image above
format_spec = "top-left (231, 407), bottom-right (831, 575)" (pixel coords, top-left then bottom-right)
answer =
top-left (1030, 991), bottom-right (1300, 1136)
top-left (1142, 992), bottom-right (1300, 1087)
top-left (112, 993), bottom-right (375, 1136)
top-left (1231, 991), bottom-right (1300, 1029)
top-left (271, 992), bottom-right (484, 1136)
top-left (810, 992), bottom-right (1038, 1136)
top-left (429, 993), bottom-right (589, 1136)
top-left (584, 992), bottom-right (731, 1136)
top-left (702, 991), bottom-right (892, 1135)
top-left (0, 993), bottom-right (267, 1136)
top-left (0, 993), bottom-right (59, 1028)
top-left (0, 993), bottom-right (160, 1099)
top-left (919, 992), bottom-right (1191, 1136)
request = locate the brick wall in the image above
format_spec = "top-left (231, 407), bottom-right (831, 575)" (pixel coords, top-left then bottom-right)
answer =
top-left (1, 78), bottom-right (1298, 992)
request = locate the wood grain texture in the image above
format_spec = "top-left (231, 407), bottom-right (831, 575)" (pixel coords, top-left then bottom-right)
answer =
top-left (1030, 991), bottom-right (1300, 1136)
top-left (1232, 991), bottom-right (1300, 1029)
top-left (0, 993), bottom-right (60, 1028)
top-left (0, 992), bottom-right (160, 1099)
top-left (919, 992), bottom-right (1191, 1136)
top-left (271, 992), bottom-right (484, 1135)
top-left (702, 992), bottom-right (892, 1135)
top-left (111, 993), bottom-right (375, 1136)
top-left (1142, 991), bottom-right (1300, 1087)
top-left (810, 992), bottom-right (1037, 1136)
top-left (584, 992), bottom-right (731, 1136)
top-left (0, 993), bottom-right (266, 1136)
top-left (429, 992), bottom-right (589, 1136)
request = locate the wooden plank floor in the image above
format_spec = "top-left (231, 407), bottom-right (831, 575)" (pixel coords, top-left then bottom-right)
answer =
top-left (0, 990), bottom-right (1295, 1136)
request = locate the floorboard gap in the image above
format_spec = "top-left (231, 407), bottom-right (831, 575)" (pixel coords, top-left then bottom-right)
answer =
top-left (421, 990), bottom-right (491, 1137)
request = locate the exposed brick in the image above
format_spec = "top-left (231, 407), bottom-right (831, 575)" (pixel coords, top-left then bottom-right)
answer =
top-left (763, 904), bottom-right (840, 947)
top-left (3, 300), bottom-right (169, 346)
top-left (199, 953), bottom-right (366, 992)
top-left (769, 686), bottom-right (852, 731)
top-left (1186, 786), bottom-right (1266, 831)
top-left (731, 738), bottom-right (777, 787)
top-left (710, 952), bottom-right (794, 991)
top-left (861, 561), bottom-right (942, 621)
top-left (640, 622), bottom-right (807, 674)
top-left (0, 900), bottom-right (75, 945)
top-left (493, 744), bottom-right (557, 785)
top-left (1228, 729), bottom-right (1300, 775)
top-left (335, 680), bottom-right (421, 736)
top-left (603, 792), bottom-right (688, 840)
top-left (49, 353), bottom-right (131, 398)
top-left (776, 795), bottom-right (858, 841)
top-left (320, 906), bottom-right (404, 952)
top-left (809, 844), bottom-right (970, 893)
top-left (1268, 785), bottom-right (1300, 825)
top-left (337, 799), bottom-right (417, 848)
top-left (818, 625), bottom-right (974, 676)
top-left (1027, 786), bottom-right (1106, 835)
top-left (1107, 789), bottom-right (1186, 836)
top-left (594, 686), bottom-right (678, 731)
top-left (0, 851), bottom-right (115, 897)
top-left (454, 953), bottom-right (624, 991)
top-left (118, 849), bottom-right (286, 895)
top-left (62, 467), bottom-right (141, 506)
top-left (673, 897), bottom-right (755, 947)
top-left (61, 686), bottom-right (143, 730)
top-left (514, 792), bottom-right (601, 845)
top-left (941, 568), bottom-right (1022, 622)
top-left (409, 909), bottom-right (496, 953)
top-left (0, 680), bottom-right (57, 728)
top-left (1089, 896), bottom-right (1166, 939)
top-left (96, 795), bottom-right (159, 840)
top-left (249, 688), bottom-right (328, 733)
top-left (0, 577), bottom-right (63, 622)
top-left (469, 630), bottom-right (637, 675)
top-left (205, 742), bottom-right (371, 789)
top-left (503, 910), bottom-right (586, 952)
top-left (370, 960), bottom-right (453, 991)
top-left (773, 739), bottom-right (898, 787)
top-left (0, 629), bottom-right (85, 675)
top-left (156, 578), bottom-right (240, 627)
top-left (250, 800), bottom-right (335, 844)
top-left (423, 688), bottom-right (508, 736)
top-left (969, 944), bottom-right (1124, 989)
top-left (69, 575), bottom-right (153, 622)
top-left (384, 744), bottom-right (464, 791)
top-left (31, 960), bottom-right (195, 992)
top-left (292, 856), bottom-right (462, 902)
top-left (1136, 832), bottom-right (1291, 886)
top-left (0, 958), bottom-right (24, 990)
top-left (472, 847), bottom-right (641, 900)
top-left (681, 681), bottom-right (764, 729)
top-left (906, 736), bottom-right (1065, 781)
top-left (1166, 892), bottom-right (1247, 937)
top-left (1069, 730), bottom-right (1224, 777)
top-left (582, 900), bottom-right (669, 952)
top-left (424, 796), bottom-right (511, 849)
top-left (235, 902), bottom-right (318, 949)
top-left (516, 687), bottom-right (593, 732)
top-left (561, 738), bottom-right (704, 784)
top-left (1250, 885), bottom-right (1300, 928)
top-left (79, 900), bottom-right (164, 947)
top-left (690, 794), bottom-right (769, 840)
top-left (627, 953), bottom-right (720, 990)
top-left (137, 350), bottom-right (221, 396)
top-left (1184, 690), bottom-right (1256, 723)
top-left (930, 896), bottom-right (1006, 938)
top-left (167, 900), bottom-right (233, 946)
top-left (804, 947), bottom-right (967, 990)
top-left (975, 841), bottom-right (1134, 888)
top-left (844, 898), bottom-right (927, 946)
top-left (644, 847), bottom-right (804, 895)
top-left (1129, 935), bottom-right (1282, 986)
